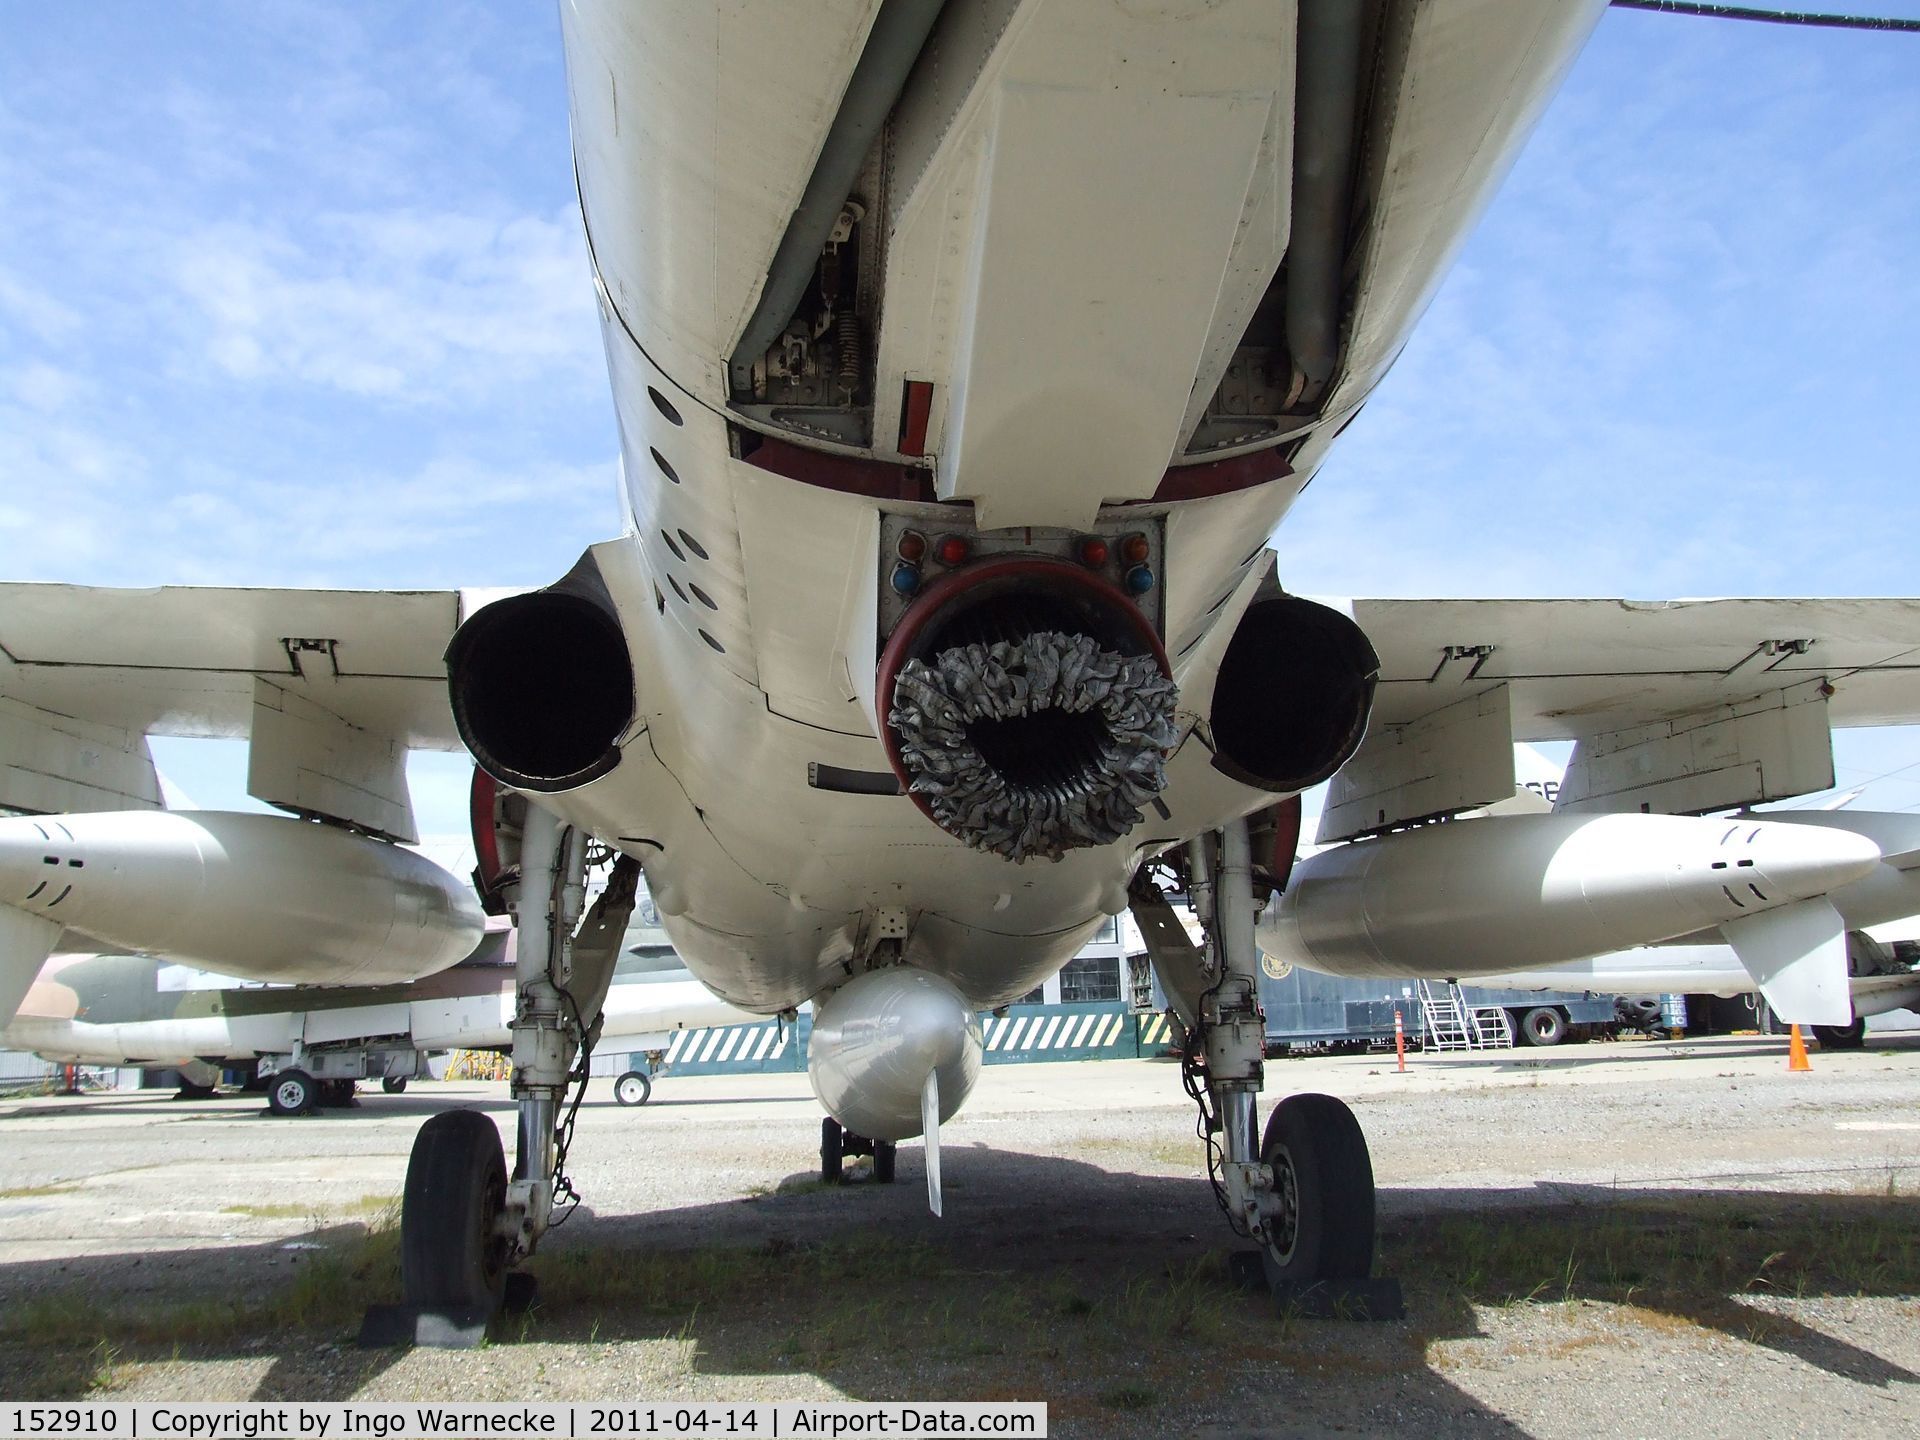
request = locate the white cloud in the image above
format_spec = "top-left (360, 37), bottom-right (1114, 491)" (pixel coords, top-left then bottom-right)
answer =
top-left (0, 270), bottom-right (83, 345)
top-left (165, 207), bottom-right (600, 404)
top-left (4, 361), bottom-right (92, 414)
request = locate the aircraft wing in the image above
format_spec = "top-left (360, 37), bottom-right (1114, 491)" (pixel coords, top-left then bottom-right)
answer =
top-left (0, 582), bottom-right (483, 839)
top-left (1323, 597), bottom-right (1920, 843)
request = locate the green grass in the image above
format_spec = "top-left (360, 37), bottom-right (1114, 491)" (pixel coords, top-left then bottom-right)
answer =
top-left (0, 1202), bottom-right (401, 1355)
top-left (7, 1184), bottom-right (1916, 1407)
top-left (1098, 1383), bottom-right (1159, 1411)
top-left (1400, 1193), bottom-right (1920, 1312)
top-left (222, 1193), bottom-right (396, 1221)
top-left (0, 1182), bottom-right (79, 1199)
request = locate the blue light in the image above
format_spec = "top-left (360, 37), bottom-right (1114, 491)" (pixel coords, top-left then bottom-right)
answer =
top-left (1124, 564), bottom-right (1155, 595)
top-left (891, 562), bottom-right (921, 597)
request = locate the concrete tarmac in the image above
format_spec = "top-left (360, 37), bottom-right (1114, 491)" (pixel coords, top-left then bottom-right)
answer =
top-left (3, 1032), bottom-right (1919, 1435)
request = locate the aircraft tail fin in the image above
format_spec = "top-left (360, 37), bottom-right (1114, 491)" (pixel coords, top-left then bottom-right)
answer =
top-left (0, 907), bottom-right (63, 1026)
top-left (921, 1069), bottom-right (944, 1219)
top-left (1722, 897), bottom-right (1853, 1028)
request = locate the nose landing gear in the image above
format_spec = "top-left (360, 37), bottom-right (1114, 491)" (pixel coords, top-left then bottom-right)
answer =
top-left (820, 1116), bottom-right (898, 1184)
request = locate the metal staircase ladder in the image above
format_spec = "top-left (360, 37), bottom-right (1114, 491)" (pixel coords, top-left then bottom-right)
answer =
top-left (1417, 980), bottom-right (1515, 1051)
top-left (1416, 978), bottom-right (1475, 1050)
top-left (1469, 1002), bottom-right (1514, 1048)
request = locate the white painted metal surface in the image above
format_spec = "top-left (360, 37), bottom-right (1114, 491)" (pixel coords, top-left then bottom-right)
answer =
top-left (0, 699), bottom-right (161, 817)
top-left (1353, 596), bottom-right (1920, 737)
top-left (1558, 681), bottom-right (1835, 817)
top-left (534, 0), bottom-right (1624, 1015)
top-left (807, 967), bottom-right (982, 1142)
top-left (1259, 812), bottom-right (1881, 982)
top-left (1, 2), bottom-right (1671, 1151)
top-left (1320, 685), bottom-right (1515, 844)
top-left (1721, 897), bottom-right (1853, 1028)
top-left (0, 584), bottom-right (464, 750)
top-left (0, 810), bottom-right (483, 986)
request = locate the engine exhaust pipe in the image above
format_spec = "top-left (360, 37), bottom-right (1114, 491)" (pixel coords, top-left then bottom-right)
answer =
top-left (446, 552), bottom-right (635, 793)
top-left (877, 557), bottom-right (1177, 862)
top-left (1209, 591), bottom-right (1377, 793)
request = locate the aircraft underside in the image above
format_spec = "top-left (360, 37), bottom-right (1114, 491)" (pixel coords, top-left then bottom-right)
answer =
top-left (370, 0), bottom-right (1615, 1329)
top-left (27, 0), bottom-right (1818, 1338)
top-left (14, 0), bottom-right (1919, 1344)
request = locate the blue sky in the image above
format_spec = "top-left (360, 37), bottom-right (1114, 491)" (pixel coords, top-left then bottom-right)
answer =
top-left (4, 2), bottom-right (1919, 852)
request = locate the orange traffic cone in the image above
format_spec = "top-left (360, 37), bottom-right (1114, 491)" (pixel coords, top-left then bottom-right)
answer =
top-left (1788, 1024), bottom-right (1812, 1072)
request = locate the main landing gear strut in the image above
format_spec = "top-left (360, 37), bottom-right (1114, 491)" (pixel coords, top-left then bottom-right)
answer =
top-left (1132, 816), bottom-right (1400, 1319)
top-left (367, 807), bottom-right (638, 1348)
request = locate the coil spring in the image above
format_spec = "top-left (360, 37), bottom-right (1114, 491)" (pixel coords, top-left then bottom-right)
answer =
top-left (836, 312), bottom-right (860, 393)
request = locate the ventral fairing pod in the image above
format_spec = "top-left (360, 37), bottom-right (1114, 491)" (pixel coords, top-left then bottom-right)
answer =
top-left (1258, 813), bottom-right (1882, 1000)
top-left (808, 967), bottom-right (983, 1216)
top-left (808, 967), bottom-right (983, 1141)
top-left (0, 810), bottom-right (486, 994)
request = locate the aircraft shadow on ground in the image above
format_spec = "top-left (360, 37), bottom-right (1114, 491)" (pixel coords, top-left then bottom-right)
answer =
top-left (2, 1145), bottom-right (1915, 1432)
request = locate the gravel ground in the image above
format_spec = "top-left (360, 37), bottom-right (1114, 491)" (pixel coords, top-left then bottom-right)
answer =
top-left (3, 1033), bottom-right (1919, 1437)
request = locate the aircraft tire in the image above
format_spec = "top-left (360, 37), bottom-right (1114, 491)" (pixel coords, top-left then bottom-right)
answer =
top-left (267, 1070), bottom-right (317, 1117)
top-left (820, 1117), bottom-right (845, 1184)
top-left (383, 1076), bottom-right (409, 1095)
top-left (1813, 1018), bottom-right (1866, 1051)
top-left (401, 1109), bottom-right (509, 1312)
top-left (1518, 1007), bottom-right (1567, 1047)
top-left (874, 1141), bottom-right (897, 1184)
top-left (614, 1071), bottom-right (652, 1107)
top-left (1259, 1093), bottom-right (1375, 1287)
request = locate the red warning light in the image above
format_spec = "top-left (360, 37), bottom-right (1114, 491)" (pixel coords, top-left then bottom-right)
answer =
top-left (1078, 537), bottom-right (1110, 568)
top-left (935, 535), bottom-right (971, 567)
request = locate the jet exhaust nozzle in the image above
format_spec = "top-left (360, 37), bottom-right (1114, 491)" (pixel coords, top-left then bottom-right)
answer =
top-left (878, 557), bottom-right (1178, 863)
top-left (447, 553), bottom-right (635, 793)
top-left (808, 967), bottom-right (984, 1142)
top-left (1208, 593), bottom-right (1377, 793)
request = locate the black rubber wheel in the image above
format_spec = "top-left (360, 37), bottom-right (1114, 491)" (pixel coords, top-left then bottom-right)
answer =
top-left (1259, 1093), bottom-right (1376, 1286)
top-left (319, 1079), bottom-right (358, 1107)
top-left (266, 1070), bottom-right (316, 1116)
top-left (820, 1117), bottom-right (844, 1184)
top-left (1519, 1007), bottom-right (1567, 1047)
top-left (1617, 996), bottom-right (1663, 1032)
top-left (614, 1071), bottom-right (653, 1107)
top-left (382, 1076), bottom-right (408, 1095)
top-left (1813, 1018), bottom-right (1867, 1050)
top-left (402, 1110), bottom-right (510, 1311)
top-left (874, 1141), bottom-right (897, 1184)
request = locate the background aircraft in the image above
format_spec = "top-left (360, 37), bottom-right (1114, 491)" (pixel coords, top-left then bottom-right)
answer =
top-left (1465, 931), bottom-right (1920, 1051)
top-left (4, 919), bottom-right (756, 1114)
